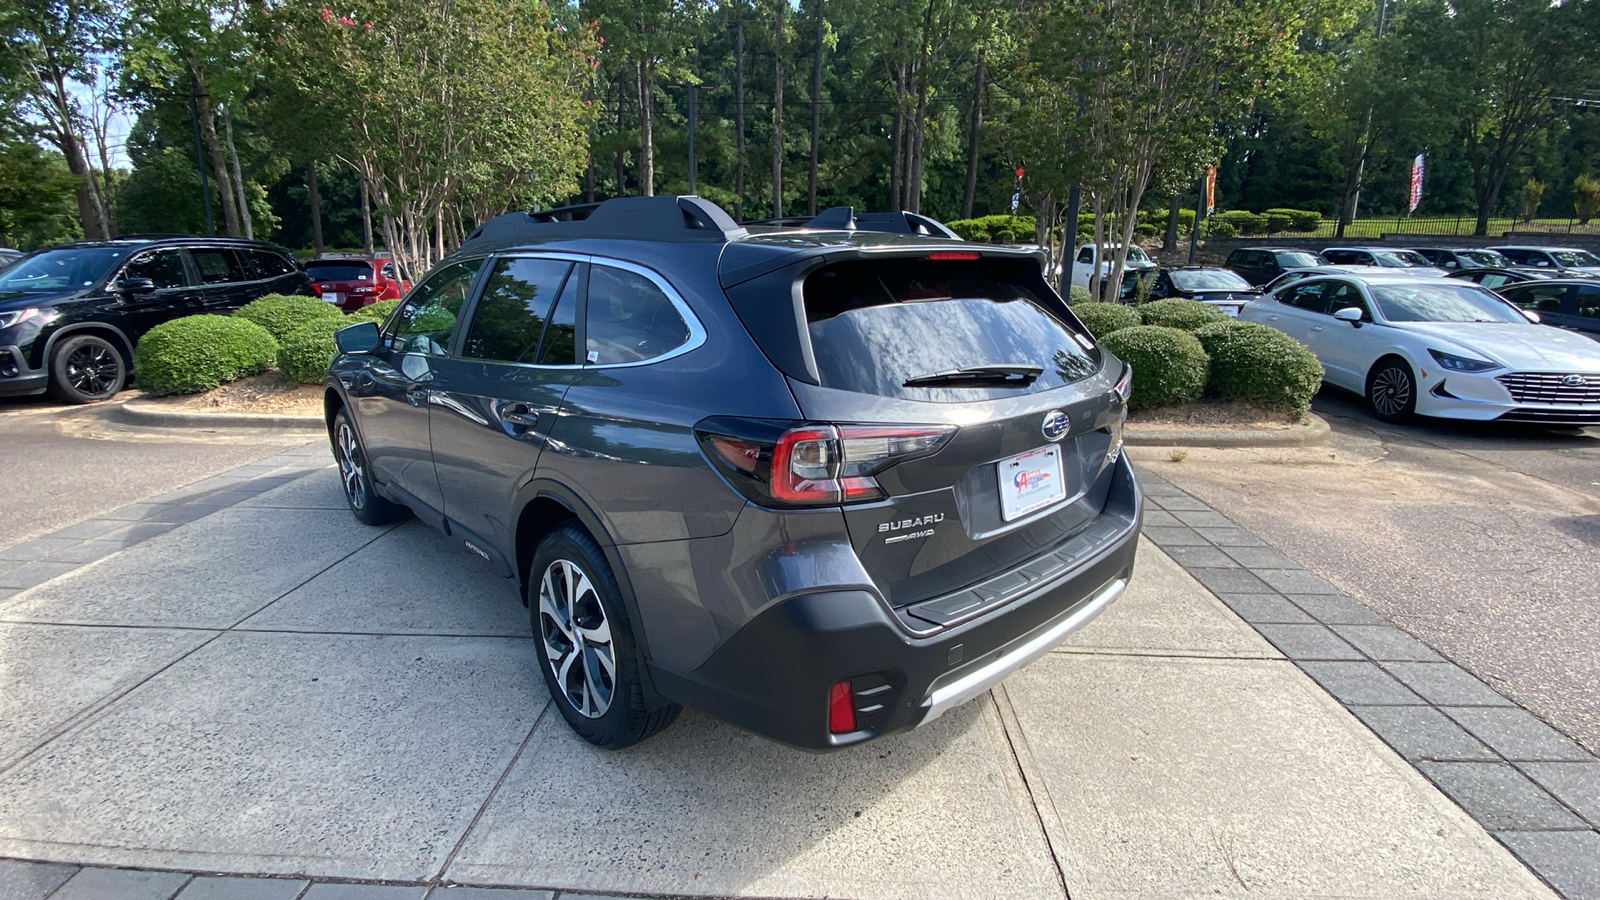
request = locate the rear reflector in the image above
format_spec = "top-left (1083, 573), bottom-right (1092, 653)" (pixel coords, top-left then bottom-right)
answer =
top-left (828, 680), bottom-right (856, 734)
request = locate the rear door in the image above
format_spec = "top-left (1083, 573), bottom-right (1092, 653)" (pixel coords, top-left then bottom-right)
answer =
top-left (187, 247), bottom-right (256, 311)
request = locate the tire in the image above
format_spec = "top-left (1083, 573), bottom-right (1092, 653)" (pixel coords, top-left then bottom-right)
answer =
top-left (529, 524), bottom-right (680, 749)
top-left (330, 408), bottom-right (406, 525)
top-left (1366, 356), bottom-right (1417, 424)
top-left (47, 334), bottom-right (126, 403)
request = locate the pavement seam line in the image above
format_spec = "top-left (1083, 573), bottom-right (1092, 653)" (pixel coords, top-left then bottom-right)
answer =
top-left (432, 702), bottom-right (552, 886)
top-left (988, 684), bottom-right (1073, 900)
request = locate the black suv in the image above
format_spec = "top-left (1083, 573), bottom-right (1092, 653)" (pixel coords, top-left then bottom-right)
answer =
top-left (324, 197), bottom-right (1141, 750)
top-left (0, 236), bottom-right (309, 402)
top-left (1224, 247), bottom-right (1325, 286)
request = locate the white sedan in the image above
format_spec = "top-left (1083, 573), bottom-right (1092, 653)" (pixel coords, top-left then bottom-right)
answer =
top-left (1240, 275), bottom-right (1600, 425)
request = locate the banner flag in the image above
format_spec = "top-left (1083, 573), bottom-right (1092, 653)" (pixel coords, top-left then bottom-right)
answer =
top-left (1204, 166), bottom-right (1217, 215)
top-left (1409, 154), bottom-right (1425, 214)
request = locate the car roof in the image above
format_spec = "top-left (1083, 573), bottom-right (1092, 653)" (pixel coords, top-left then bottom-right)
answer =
top-left (41, 235), bottom-right (292, 252)
top-left (1488, 245), bottom-right (1587, 252)
top-left (1322, 246), bottom-right (1410, 252)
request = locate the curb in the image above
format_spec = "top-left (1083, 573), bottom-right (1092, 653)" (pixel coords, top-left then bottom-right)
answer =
top-left (1124, 412), bottom-right (1330, 448)
top-left (117, 398), bottom-right (324, 430)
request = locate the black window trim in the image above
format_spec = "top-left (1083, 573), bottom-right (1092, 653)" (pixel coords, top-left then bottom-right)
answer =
top-left (454, 253), bottom-right (580, 366)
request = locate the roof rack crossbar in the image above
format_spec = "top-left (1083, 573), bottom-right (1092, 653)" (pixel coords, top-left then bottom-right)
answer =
top-left (464, 195), bottom-right (749, 246)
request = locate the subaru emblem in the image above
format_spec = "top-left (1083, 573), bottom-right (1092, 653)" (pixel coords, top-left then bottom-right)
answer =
top-left (1562, 374), bottom-right (1585, 387)
top-left (1041, 410), bottom-right (1070, 442)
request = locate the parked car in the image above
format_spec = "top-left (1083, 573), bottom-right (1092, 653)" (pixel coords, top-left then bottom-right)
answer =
top-left (1224, 247), bottom-right (1325, 286)
top-left (305, 253), bottom-right (412, 312)
top-left (1262, 264), bottom-right (1413, 295)
top-left (1408, 247), bottom-right (1512, 271)
top-left (1063, 242), bottom-right (1157, 295)
top-left (1445, 267), bottom-right (1571, 291)
top-left (1146, 266), bottom-right (1263, 316)
top-left (1488, 246), bottom-right (1600, 276)
top-left (0, 248), bottom-right (21, 269)
top-left (1243, 274), bottom-right (1600, 424)
top-left (0, 236), bottom-right (309, 403)
top-left (1320, 247), bottom-right (1449, 275)
top-left (1494, 279), bottom-right (1600, 342)
top-left (323, 196), bottom-right (1141, 750)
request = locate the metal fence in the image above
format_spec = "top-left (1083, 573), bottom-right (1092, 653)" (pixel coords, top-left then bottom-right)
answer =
top-left (1299, 216), bottom-right (1600, 239)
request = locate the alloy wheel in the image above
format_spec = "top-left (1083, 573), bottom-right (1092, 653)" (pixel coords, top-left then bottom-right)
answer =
top-left (537, 558), bottom-right (616, 719)
top-left (335, 421), bottom-right (367, 511)
top-left (1371, 366), bottom-right (1412, 417)
top-left (65, 344), bottom-right (121, 397)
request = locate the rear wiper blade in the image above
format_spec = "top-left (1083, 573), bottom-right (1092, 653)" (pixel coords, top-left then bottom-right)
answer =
top-left (903, 364), bottom-right (1043, 388)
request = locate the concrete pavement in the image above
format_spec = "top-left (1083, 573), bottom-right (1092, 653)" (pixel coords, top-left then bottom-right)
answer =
top-left (0, 451), bottom-right (1571, 898)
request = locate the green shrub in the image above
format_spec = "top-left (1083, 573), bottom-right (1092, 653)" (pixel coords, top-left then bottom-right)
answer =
top-left (1134, 222), bottom-right (1159, 238)
top-left (1099, 326), bottom-right (1209, 410)
top-left (1213, 209), bottom-right (1267, 235)
top-left (1071, 302), bottom-right (1141, 337)
top-left (1263, 208), bottom-right (1322, 231)
top-left (1203, 218), bottom-right (1238, 238)
top-left (1067, 285), bottom-right (1093, 305)
top-left (235, 294), bottom-right (343, 341)
top-left (946, 214), bottom-right (1037, 244)
top-left (1138, 298), bottom-right (1229, 331)
top-left (1194, 320), bottom-right (1324, 416)
top-left (133, 315), bottom-right (278, 397)
top-left (1263, 213), bottom-right (1291, 233)
top-left (351, 298), bottom-right (400, 322)
top-left (277, 317), bottom-right (351, 384)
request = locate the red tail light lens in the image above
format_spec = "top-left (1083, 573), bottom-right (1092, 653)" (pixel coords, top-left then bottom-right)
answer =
top-left (698, 418), bottom-right (957, 508)
top-left (926, 251), bottom-right (981, 261)
top-left (828, 680), bottom-right (856, 734)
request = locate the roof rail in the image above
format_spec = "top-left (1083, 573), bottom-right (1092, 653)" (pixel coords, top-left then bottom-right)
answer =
top-left (464, 195), bottom-right (748, 246)
top-left (747, 206), bottom-right (962, 240)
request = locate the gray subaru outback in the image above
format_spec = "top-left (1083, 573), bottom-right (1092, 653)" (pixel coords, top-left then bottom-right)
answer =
top-left (324, 197), bottom-right (1141, 750)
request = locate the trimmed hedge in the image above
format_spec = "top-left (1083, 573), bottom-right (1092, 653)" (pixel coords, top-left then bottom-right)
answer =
top-left (1067, 285), bottom-right (1093, 305)
top-left (133, 315), bottom-right (278, 397)
top-left (1263, 208), bottom-right (1322, 231)
top-left (946, 215), bottom-right (1037, 243)
top-left (1071, 302), bottom-right (1141, 337)
top-left (277, 317), bottom-right (352, 384)
top-left (235, 294), bottom-right (343, 341)
top-left (1194, 320), bottom-right (1324, 416)
top-left (350, 298), bottom-right (400, 322)
top-left (1138, 298), bottom-right (1229, 331)
top-left (1099, 326), bottom-right (1209, 410)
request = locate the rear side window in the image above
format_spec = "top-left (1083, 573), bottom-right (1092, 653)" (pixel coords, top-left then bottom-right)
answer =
top-left (585, 265), bottom-right (689, 364)
top-left (461, 258), bottom-right (573, 363)
top-left (191, 248), bottom-right (246, 284)
top-left (247, 250), bottom-right (296, 279)
top-left (802, 259), bottom-right (1100, 400)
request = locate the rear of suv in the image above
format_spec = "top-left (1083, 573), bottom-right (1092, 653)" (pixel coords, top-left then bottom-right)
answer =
top-left (323, 196), bottom-right (1142, 750)
top-left (305, 253), bottom-right (412, 312)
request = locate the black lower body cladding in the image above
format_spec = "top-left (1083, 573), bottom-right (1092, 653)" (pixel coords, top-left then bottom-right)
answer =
top-left (648, 455), bottom-right (1142, 750)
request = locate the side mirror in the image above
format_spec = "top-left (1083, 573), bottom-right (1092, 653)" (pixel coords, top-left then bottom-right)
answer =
top-left (115, 277), bottom-right (157, 296)
top-left (1333, 306), bottom-right (1364, 324)
top-left (335, 321), bottom-right (381, 354)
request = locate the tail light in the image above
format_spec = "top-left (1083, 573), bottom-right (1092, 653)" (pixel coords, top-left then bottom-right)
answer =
top-left (696, 417), bottom-right (957, 508)
top-left (828, 681), bottom-right (855, 734)
top-left (352, 285), bottom-right (378, 295)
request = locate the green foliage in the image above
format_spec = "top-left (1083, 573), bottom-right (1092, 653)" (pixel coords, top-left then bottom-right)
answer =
top-left (409, 305), bottom-right (457, 333)
top-left (0, 139), bottom-right (81, 249)
top-left (132, 314), bottom-right (278, 396)
top-left (1070, 302), bottom-right (1141, 337)
top-left (350, 298), bottom-right (400, 322)
top-left (1202, 218), bottom-right (1238, 238)
top-left (1262, 208), bottom-right (1322, 231)
top-left (1139, 298), bottom-right (1229, 331)
top-left (946, 215), bottom-right (1037, 243)
top-left (235, 294), bottom-right (343, 341)
top-left (1211, 209), bottom-right (1267, 235)
top-left (1194, 320), bottom-right (1324, 416)
top-left (1521, 178), bottom-right (1547, 222)
top-left (276, 316), bottom-right (349, 384)
top-left (1575, 175), bottom-right (1600, 224)
top-left (1067, 285), bottom-right (1093, 305)
top-left (1099, 326), bottom-right (1209, 410)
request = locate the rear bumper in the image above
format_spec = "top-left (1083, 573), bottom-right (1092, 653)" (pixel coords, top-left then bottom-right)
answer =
top-left (648, 454), bottom-right (1142, 750)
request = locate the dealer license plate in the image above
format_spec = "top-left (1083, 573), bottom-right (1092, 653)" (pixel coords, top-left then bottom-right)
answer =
top-left (998, 444), bottom-right (1067, 522)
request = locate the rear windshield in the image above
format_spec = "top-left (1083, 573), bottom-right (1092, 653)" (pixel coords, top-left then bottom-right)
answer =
top-left (1459, 250), bottom-right (1508, 267)
top-left (1552, 250), bottom-right (1600, 267)
top-left (305, 261), bottom-right (374, 281)
top-left (1276, 251), bottom-right (1321, 268)
top-left (1373, 250), bottom-right (1433, 268)
top-left (1171, 269), bottom-right (1253, 291)
top-left (802, 259), bottom-right (1101, 401)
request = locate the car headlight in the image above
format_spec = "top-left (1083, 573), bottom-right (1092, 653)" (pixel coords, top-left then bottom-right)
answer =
top-left (0, 307), bottom-right (43, 330)
top-left (1427, 348), bottom-right (1500, 373)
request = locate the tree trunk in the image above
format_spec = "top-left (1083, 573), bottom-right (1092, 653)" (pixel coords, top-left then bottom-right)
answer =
top-left (734, 18), bottom-right (746, 219)
top-left (224, 109), bottom-right (253, 240)
top-left (435, 205), bottom-right (445, 260)
top-left (637, 62), bottom-right (654, 196)
top-left (889, 60), bottom-right (904, 209)
top-left (908, 62), bottom-right (926, 214)
top-left (771, 1), bottom-right (784, 217)
top-left (585, 151), bottom-right (595, 203)
top-left (808, 0), bottom-right (823, 215)
top-left (360, 176), bottom-right (374, 253)
top-left (1162, 190), bottom-right (1181, 253)
top-left (307, 161), bottom-right (325, 254)
top-left (960, 54), bottom-right (984, 220)
top-left (615, 76), bottom-right (627, 195)
top-left (194, 86), bottom-right (241, 237)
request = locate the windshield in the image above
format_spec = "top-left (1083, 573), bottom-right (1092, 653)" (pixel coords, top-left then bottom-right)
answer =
top-left (1552, 250), bottom-right (1600, 267)
top-left (1172, 269), bottom-right (1253, 291)
top-left (1459, 250), bottom-right (1509, 267)
top-left (305, 261), bottom-right (375, 281)
top-left (1278, 251), bottom-right (1321, 268)
top-left (1371, 283), bottom-right (1529, 324)
top-left (0, 247), bottom-right (132, 292)
top-left (1127, 246), bottom-right (1151, 264)
top-left (1373, 250), bottom-right (1433, 268)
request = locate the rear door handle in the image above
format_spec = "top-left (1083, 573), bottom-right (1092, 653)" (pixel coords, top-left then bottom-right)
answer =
top-left (405, 387), bottom-right (429, 405)
top-left (1309, 325), bottom-right (1324, 332)
top-left (502, 404), bottom-right (541, 427)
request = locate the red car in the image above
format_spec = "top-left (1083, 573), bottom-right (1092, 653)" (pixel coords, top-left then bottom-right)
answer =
top-left (304, 255), bottom-right (412, 312)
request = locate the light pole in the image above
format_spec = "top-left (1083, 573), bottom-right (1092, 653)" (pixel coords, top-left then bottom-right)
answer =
top-left (188, 90), bottom-right (215, 236)
top-left (668, 82), bottom-right (715, 194)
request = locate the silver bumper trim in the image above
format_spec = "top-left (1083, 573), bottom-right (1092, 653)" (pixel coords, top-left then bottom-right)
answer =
top-left (919, 575), bottom-right (1127, 722)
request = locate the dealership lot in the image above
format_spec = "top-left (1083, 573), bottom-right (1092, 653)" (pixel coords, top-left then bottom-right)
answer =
top-left (0, 444), bottom-right (1571, 899)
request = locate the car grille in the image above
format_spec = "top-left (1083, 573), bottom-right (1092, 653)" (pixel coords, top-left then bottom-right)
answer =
top-left (1496, 372), bottom-right (1600, 405)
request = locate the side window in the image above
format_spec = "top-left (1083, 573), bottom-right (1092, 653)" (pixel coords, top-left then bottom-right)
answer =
top-left (1324, 282), bottom-right (1368, 318)
top-left (537, 271), bottom-right (580, 365)
top-left (585, 265), bottom-right (690, 364)
top-left (1282, 282), bottom-right (1327, 312)
top-left (461, 258), bottom-right (573, 363)
top-left (1574, 286), bottom-right (1600, 321)
top-left (1076, 247), bottom-right (1094, 264)
top-left (390, 259), bottom-right (483, 355)
top-left (121, 249), bottom-right (188, 290)
top-left (191, 248), bottom-right (246, 284)
top-left (1506, 284), bottom-right (1566, 313)
top-left (247, 250), bottom-right (295, 279)
top-left (1479, 273), bottom-right (1510, 289)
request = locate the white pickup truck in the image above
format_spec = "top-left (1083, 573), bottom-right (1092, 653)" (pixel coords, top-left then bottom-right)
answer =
top-left (1063, 243), bottom-right (1158, 295)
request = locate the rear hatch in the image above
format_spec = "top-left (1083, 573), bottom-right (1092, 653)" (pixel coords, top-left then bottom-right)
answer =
top-left (305, 260), bottom-right (377, 305)
top-left (720, 248), bottom-right (1128, 611)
